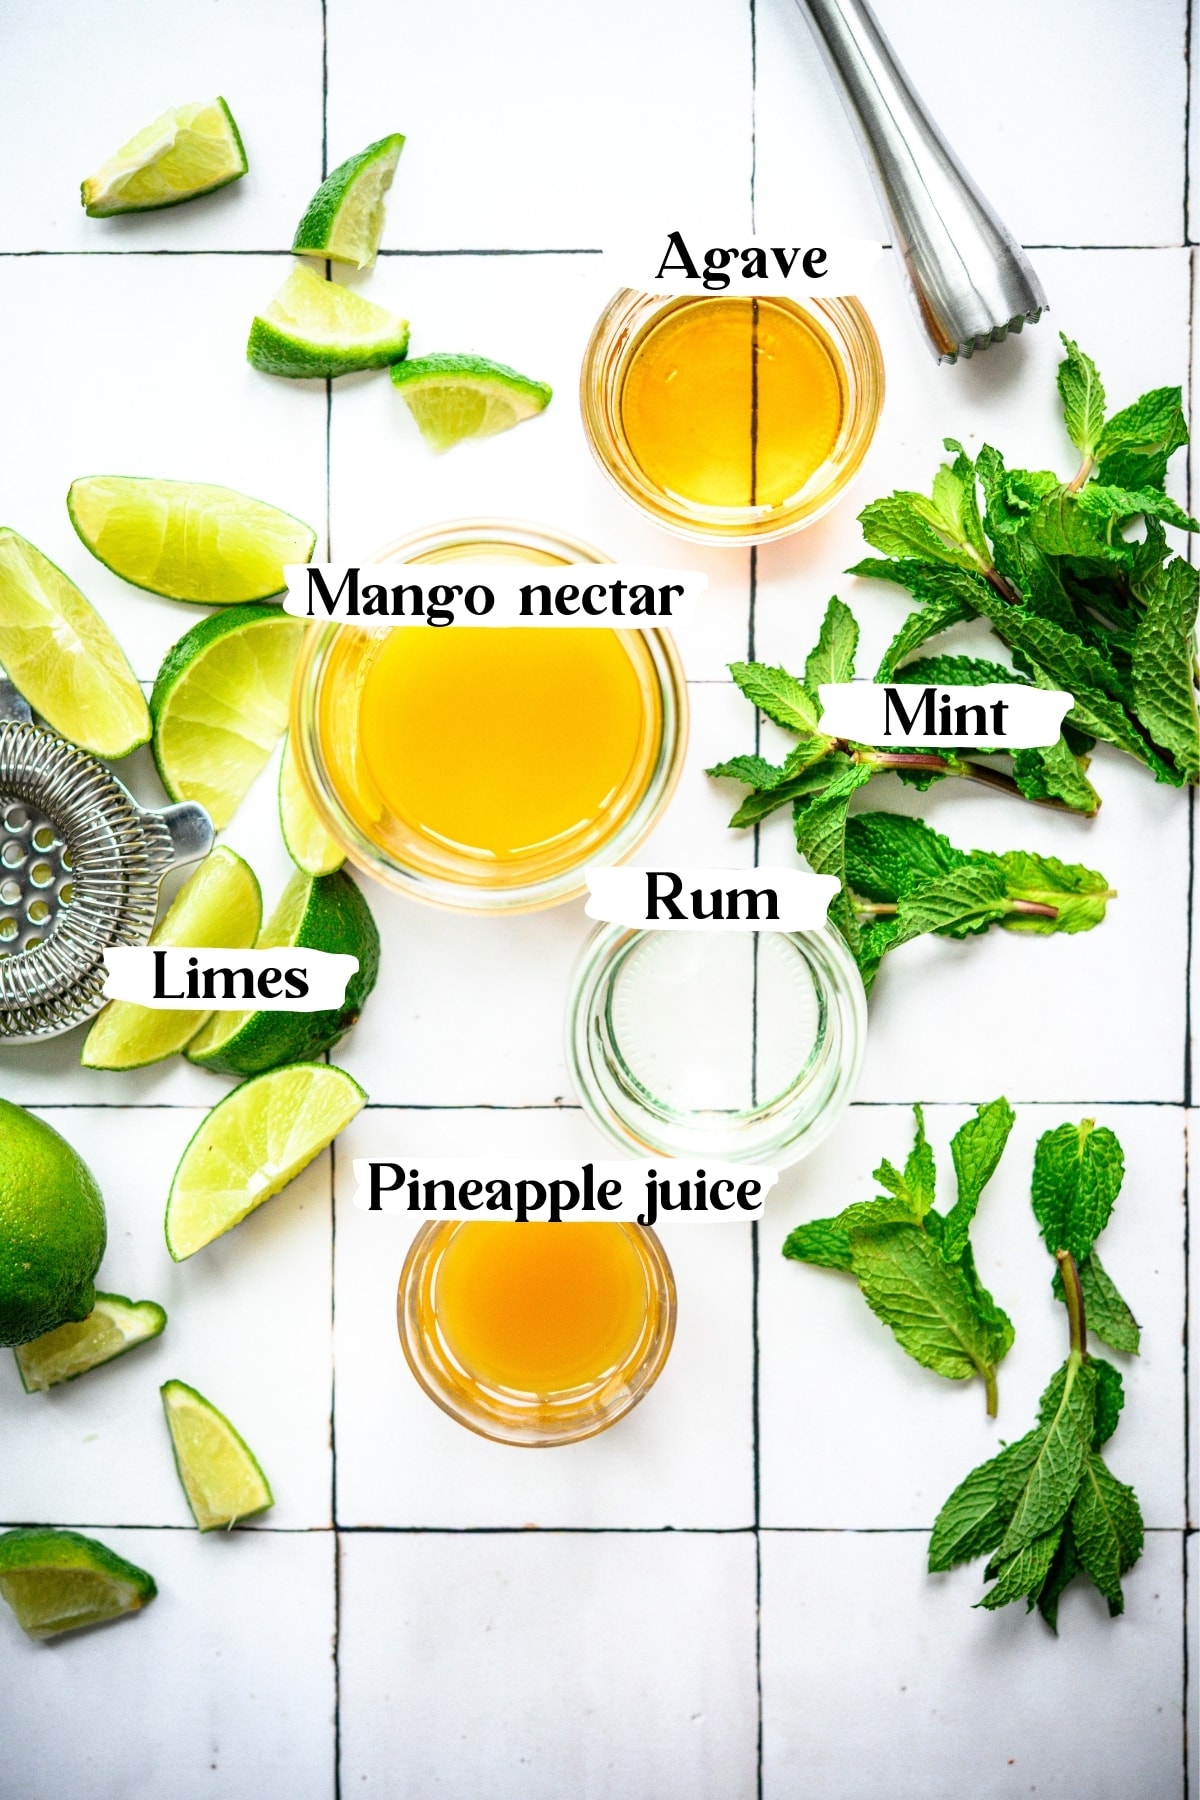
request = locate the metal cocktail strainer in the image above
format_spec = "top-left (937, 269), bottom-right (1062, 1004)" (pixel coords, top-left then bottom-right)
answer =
top-left (0, 680), bottom-right (213, 1044)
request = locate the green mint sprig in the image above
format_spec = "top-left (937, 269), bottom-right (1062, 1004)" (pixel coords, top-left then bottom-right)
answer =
top-left (856, 335), bottom-right (1200, 793)
top-left (929, 1120), bottom-right (1143, 1628)
top-left (783, 1101), bottom-right (1016, 1415)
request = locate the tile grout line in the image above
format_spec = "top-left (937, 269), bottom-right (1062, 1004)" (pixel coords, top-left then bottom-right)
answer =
top-left (748, 3), bottom-right (764, 1788)
top-left (1185, 142), bottom-right (1195, 1782)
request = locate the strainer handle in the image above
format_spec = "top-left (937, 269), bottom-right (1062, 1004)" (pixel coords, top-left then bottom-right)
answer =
top-left (0, 679), bottom-right (33, 725)
top-left (156, 801), bottom-right (215, 869)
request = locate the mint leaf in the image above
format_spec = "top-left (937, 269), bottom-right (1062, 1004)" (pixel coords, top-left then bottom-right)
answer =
top-left (928, 1430), bottom-right (1042, 1571)
top-left (979, 1526), bottom-right (1063, 1611)
top-left (932, 439), bottom-right (990, 565)
top-left (726, 760), bottom-right (838, 829)
top-left (1090, 1357), bottom-right (1126, 1448)
top-left (1057, 335), bottom-right (1106, 460)
top-left (903, 1104), bottom-right (936, 1216)
top-left (1095, 385), bottom-right (1187, 491)
top-left (986, 850), bottom-right (1114, 934)
top-left (707, 754), bottom-right (787, 789)
top-left (896, 654), bottom-right (1022, 688)
top-left (1037, 1522), bottom-right (1081, 1632)
top-left (858, 492), bottom-right (979, 569)
top-left (1132, 555), bottom-right (1200, 783)
top-left (844, 813), bottom-right (968, 903)
top-left (835, 1194), bottom-right (927, 1234)
top-left (728, 660), bottom-right (822, 735)
top-left (1011, 739), bottom-right (1100, 816)
top-left (804, 595), bottom-right (858, 701)
top-left (793, 763), bottom-right (873, 952)
top-left (856, 918), bottom-right (900, 994)
top-left (1031, 1120), bottom-right (1124, 1262)
top-left (1076, 483), bottom-right (1199, 535)
top-left (993, 1357), bottom-right (1096, 1562)
top-left (1051, 1252), bottom-right (1141, 1355)
top-left (1070, 1452), bottom-right (1144, 1616)
top-left (781, 1217), bottom-right (852, 1271)
top-left (941, 1098), bottom-right (1016, 1262)
top-left (848, 1224), bottom-right (1014, 1389)
top-left (886, 864), bottom-right (1010, 947)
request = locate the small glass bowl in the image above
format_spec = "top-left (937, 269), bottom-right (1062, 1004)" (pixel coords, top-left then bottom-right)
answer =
top-left (397, 1220), bottom-right (677, 1447)
top-left (579, 290), bottom-right (884, 544)
top-left (565, 924), bottom-right (867, 1165)
top-left (289, 519), bottom-right (689, 913)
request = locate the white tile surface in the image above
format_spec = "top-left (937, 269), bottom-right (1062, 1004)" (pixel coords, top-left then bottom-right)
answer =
top-left (0, 1527), bottom-right (335, 1800)
top-left (755, 0), bottom-right (1187, 250)
top-left (760, 1528), bottom-right (1184, 1800)
top-left (338, 1529), bottom-right (758, 1799)
top-left (332, 1107), bottom-right (755, 1527)
top-left (0, 0), bottom-right (324, 251)
top-left (326, 0), bottom-right (754, 250)
top-left (759, 1104), bottom-right (1185, 1530)
top-left (0, 1108), bottom-right (334, 1530)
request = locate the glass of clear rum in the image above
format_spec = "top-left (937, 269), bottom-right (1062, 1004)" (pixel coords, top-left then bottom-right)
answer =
top-left (289, 521), bottom-right (689, 912)
top-left (580, 291), bottom-right (884, 543)
top-left (398, 1219), bottom-right (677, 1446)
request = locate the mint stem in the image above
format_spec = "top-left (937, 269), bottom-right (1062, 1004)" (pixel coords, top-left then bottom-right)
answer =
top-left (1056, 1249), bottom-right (1088, 1358)
top-left (852, 748), bottom-right (1087, 815)
top-left (983, 1365), bottom-right (998, 1418)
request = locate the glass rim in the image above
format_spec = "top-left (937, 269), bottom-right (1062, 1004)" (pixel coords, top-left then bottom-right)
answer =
top-left (288, 517), bottom-right (690, 913)
top-left (579, 289), bottom-right (885, 545)
top-left (396, 1218), bottom-right (678, 1447)
top-left (564, 921), bottom-right (868, 1166)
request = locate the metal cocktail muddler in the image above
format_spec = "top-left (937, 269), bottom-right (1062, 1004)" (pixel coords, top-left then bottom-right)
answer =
top-left (793, 0), bottom-right (1047, 362)
top-left (0, 680), bottom-right (213, 1043)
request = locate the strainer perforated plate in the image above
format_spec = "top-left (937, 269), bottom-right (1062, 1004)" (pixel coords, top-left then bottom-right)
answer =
top-left (0, 685), bottom-right (213, 1043)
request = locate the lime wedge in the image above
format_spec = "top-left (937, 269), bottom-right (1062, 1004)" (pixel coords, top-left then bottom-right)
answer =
top-left (248, 263), bottom-right (409, 379)
top-left (160, 1380), bottom-right (273, 1530)
top-left (67, 475), bottom-right (316, 604)
top-left (82, 847), bottom-right (262, 1070)
top-left (14, 1293), bottom-right (166, 1392)
top-left (82, 97), bottom-right (247, 217)
top-left (165, 1062), bottom-right (366, 1260)
top-left (0, 529), bottom-right (149, 758)
top-left (280, 732), bottom-right (345, 875)
top-left (390, 353), bottom-right (552, 452)
top-left (151, 605), bottom-right (304, 830)
top-left (187, 869), bottom-right (379, 1075)
top-left (292, 133), bottom-right (404, 269)
top-left (0, 1528), bottom-right (156, 1639)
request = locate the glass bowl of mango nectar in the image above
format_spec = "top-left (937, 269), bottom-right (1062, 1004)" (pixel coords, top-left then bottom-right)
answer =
top-left (580, 291), bottom-right (884, 543)
top-left (289, 520), bottom-right (688, 912)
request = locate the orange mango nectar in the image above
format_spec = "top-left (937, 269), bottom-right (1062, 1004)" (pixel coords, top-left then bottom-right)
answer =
top-left (434, 1222), bottom-right (650, 1392)
top-left (619, 295), bottom-right (843, 509)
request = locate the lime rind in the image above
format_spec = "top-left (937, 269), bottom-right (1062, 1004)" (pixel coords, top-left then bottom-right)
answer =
top-left (0, 1527), bottom-right (156, 1638)
top-left (14, 1293), bottom-right (167, 1392)
top-left (160, 1379), bottom-right (273, 1531)
top-left (292, 133), bottom-right (404, 269)
top-left (67, 475), bottom-right (317, 604)
top-left (151, 605), bottom-right (304, 830)
top-left (0, 528), bottom-right (150, 758)
top-left (280, 732), bottom-right (345, 875)
top-left (248, 262), bottom-right (409, 379)
top-left (187, 869), bottom-right (379, 1074)
top-left (82, 97), bottom-right (248, 217)
top-left (389, 353), bottom-right (553, 452)
top-left (165, 1062), bottom-right (367, 1260)
top-left (81, 847), bottom-right (263, 1071)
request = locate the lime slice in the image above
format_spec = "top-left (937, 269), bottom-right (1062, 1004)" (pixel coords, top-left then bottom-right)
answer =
top-left (165, 1062), bottom-right (365, 1259)
top-left (292, 133), bottom-right (404, 269)
top-left (81, 97), bottom-right (248, 217)
top-left (187, 869), bottom-right (379, 1075)
top-left (67, 475), bottom-right (316, 604)
top-left (14, 1293), bottom-right (166, 1392)
top-left (248, 263), bottom-right (409, 379)
top-left (81, 847), bottom-right (262, 1070)
top-left (0, 1528), bottom-right (156, 1639)
top-left (160, 1380), bottom-right (273, 1530)
top-left (280, 732), bottom-right (344, 875)
top-left (151, 605), bottom-right (304, 830)
top-left (390, 353), bottom-right (552, 452)
top-left (0, 529), bottom-right (149, 758)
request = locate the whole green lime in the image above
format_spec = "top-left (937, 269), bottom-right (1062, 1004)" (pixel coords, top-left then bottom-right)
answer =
top-left (0, 1099), bottom-right (107, 1347)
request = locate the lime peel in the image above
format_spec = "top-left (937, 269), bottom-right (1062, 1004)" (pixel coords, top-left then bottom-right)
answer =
top-left (82, 97), bottom-right (247, 217)
top-left (390, 353), bottom-right (552, 453)
top-left (292, 133), bottom-right (404, 269)
top-left (0, 1528), bottom-right (156, 1639)
top-left (249, 263), bottom-right (409, 379)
